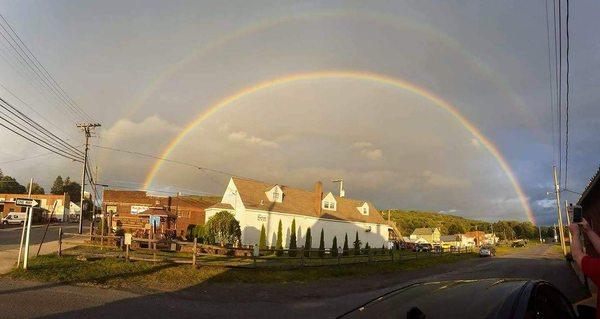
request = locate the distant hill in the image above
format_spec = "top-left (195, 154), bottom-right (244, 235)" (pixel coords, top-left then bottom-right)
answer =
top-left (381, 210), bottom-right (492, 236)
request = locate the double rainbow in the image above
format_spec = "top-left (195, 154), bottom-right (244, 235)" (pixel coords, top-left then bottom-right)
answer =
top-left (141, 70), bottom-right (535, 224)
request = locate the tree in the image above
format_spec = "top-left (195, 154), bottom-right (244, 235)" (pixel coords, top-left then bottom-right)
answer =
top-left (364, 242), bottom-right (370, 255)
top-left (304, 227), bottom-right (312, 257)
top-left (27, 182), bottom-right (45, 194)
top-left (318, 228), bottom-right (325, 257)
top-left (62, 178), bottom-right (81, 203)
top-left (331, 236), bottom-right (338, 257)
top-left (193, 224), bottom-right (212, 243)
top-left (343, 233), bottom-right (349, 256)
top-left (206, 211), bottom-right (241, 246)
top-left (50, 175), bottom-right (64, 195)
top-left (447, 223), bottom-right (465, 235)
top-left (276, 220), bottom-right (283, 256)
top-left (259, 224), bottom-right (267, 250)
top-left (0, 175), bottom-right (26, 194)
top-left (353, 231), bottom-right (361, 255)
top-left (289, 219), bottom-right (297, 257)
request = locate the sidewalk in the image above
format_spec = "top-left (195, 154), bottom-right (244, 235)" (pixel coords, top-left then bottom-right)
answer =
top-left (0, 238), bottom-right (82, 274)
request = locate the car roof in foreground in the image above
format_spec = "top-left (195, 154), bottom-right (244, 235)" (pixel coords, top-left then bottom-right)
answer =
top-left (339, 278), bottom-right (531, 319)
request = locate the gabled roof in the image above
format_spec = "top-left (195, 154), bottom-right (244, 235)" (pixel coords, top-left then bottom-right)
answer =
top-left (411, 228), bottom-right (439, 236)
top-left (578, 166), bottom-right (600, 206)
top-left (213, 177), bottom-right (387, 224)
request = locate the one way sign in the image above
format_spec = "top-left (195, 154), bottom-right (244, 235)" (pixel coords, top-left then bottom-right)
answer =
top-left (16, 198), bottom-right (39, 207)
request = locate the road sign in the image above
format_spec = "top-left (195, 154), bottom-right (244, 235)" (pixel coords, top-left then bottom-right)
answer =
top-left (15, 198), bottom-right (39, 207)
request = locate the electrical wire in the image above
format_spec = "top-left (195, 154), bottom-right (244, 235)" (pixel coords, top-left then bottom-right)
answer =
top-left (545, 0), bottom-right (557, 166)
top-left (0, 117), bottom-right (82, 162)
top-left (564, 0), bottom-right (570, 188)
top-left (0, 97), bottom-right (83, 157)
top-left (0, 14), bottom-right (94, 123)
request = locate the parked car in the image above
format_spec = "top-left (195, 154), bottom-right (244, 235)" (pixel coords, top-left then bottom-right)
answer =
top-left (511, 240), bottom-right (526, 248)
top-left (479, 245), bottom-right (496, 257)
top-left (338, 279), bottom-right (590, 319)
top-left (413, 243), bottom-right (432, 252)
top-left (1, 212), bottom-right (26, 225)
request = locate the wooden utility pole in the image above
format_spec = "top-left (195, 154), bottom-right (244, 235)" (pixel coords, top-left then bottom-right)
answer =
top-left (76, 123), bottom-right (100, 234)
top-left (552, 166), bottom-right (567, 255)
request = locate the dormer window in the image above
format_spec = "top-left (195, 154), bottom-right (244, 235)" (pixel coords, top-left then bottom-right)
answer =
top-left (323, 201), bottom-right (336, 210)
top-left (266, 185), bottom-right (283, 203)
top-left (357, 202), bottom-right (369, 215)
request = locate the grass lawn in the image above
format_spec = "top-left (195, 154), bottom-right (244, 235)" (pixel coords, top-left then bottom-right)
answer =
top-left (5, 251), bottom-right (477, 292)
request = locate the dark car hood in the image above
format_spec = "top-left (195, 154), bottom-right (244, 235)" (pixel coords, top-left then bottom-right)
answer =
top-left (339, 279), bottom-right (531, 319)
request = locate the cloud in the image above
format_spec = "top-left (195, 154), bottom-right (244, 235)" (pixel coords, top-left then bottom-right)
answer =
top-left (535, 198), bottom-right (556, 209)
top-left (352, 141), bottom-right (383, 160)
top-left (228, 131), bottom-right (279, 148)
top-left (422, 170), bottom-right (470, 188)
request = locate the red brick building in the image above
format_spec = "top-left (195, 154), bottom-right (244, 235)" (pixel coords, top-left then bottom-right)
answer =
top-left (102, 190), bottom-right (219, 238)
top-left (578, 168), bottom-right (600, 257)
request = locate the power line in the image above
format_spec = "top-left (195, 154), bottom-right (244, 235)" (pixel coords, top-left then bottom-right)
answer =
top-left (0, 14), bottom-right (94, 123)
top-left (0, 81), bottom-right (75, 139)
top-left (545, 0), bottom-right (557, 166)
top-left (564, 0), bottom-right (570, 188)
top-left (0, 109), bottom-right (82, 161)
top-left (557, 0), bottom-right (563, 184)
top-left (0, 97), bottom-right (83, 157)
top-left (91, 144), bottom-right (235, 177)
top-left (0, 151), bottom-right (54, 164)
top-left (0, 117), bottom-right (82, 163)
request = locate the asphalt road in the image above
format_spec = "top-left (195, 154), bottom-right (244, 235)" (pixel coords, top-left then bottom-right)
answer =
top-left (0, 222), bottom-right (88, 251)
top-left (0, 244), bottom-right (590, 318)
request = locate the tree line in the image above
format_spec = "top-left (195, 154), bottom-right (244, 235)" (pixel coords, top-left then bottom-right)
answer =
top-left (385, 209), bottom-right (557, 240)
top-left (0, 169), bottom-right (82, 200)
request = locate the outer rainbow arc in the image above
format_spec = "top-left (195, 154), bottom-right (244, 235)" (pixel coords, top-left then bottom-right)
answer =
top-left (143, 71), bottom-right (535, 224)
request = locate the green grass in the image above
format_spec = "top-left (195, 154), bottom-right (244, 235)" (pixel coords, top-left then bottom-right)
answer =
top-left (6, 251), bottom-right (477, 292)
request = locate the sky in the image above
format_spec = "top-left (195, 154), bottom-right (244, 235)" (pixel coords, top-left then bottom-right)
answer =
top-left (1, 1), bottom-right (599, 225)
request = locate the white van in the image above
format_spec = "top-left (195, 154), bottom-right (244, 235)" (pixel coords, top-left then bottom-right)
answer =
top-left (1, 212), bottom-right (27, 225)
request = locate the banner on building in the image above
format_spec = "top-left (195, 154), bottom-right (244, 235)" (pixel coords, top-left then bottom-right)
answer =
top-left (131, 205), bottom-right (149, 215)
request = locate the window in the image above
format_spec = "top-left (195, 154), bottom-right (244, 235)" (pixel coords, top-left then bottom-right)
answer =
top-left (363, 207), bottom-right (367, 215)
top-left (323, 201), bottom-right (336, 210)
top-left (273, 190), bottom-right (279, 201)
top-left (20, 207), bottom-right (27, 213)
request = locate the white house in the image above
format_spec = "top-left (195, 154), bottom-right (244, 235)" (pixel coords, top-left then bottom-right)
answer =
top-left (205, 177), bottom-right (399, 248)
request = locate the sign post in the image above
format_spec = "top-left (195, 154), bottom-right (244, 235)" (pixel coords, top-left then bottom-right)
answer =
top-left (17, 179), bottom-right (38, 270)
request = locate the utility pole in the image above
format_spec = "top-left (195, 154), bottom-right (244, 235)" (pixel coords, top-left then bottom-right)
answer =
top-left (565, 201), bottom-right (573, 250)
top-left (552, 166), bottom-right (567, 256)
top-left (77, 123), bottom-right (100, 234)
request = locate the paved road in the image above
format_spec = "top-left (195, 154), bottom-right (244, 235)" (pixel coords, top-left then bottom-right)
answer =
top-left (0, 244), bottom-right (590, 318)
top-left (0, 222), bottom-right (88, 251)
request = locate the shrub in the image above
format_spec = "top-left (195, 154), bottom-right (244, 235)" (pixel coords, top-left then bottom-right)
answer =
top-left (353, 231), bottom-right (361, 255)
top-left (318, 229), bottom-right (325, 257)
top-left (259, 224), bottom-right (267, 250)
top-left (331, 236), bottom-right (338, 257)
top-left (343, 233), bottom-right (349, 256)
top-left (276, 220), bottom-right (283, 256)
top-left (289, 219), bottom-right (297, 257)
top-left (304, 227), bottom-right (312, 257)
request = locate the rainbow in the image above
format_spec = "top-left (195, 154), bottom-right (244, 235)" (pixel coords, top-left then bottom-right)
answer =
top-left (142, 70), bottom-right (535, 224)
top-left (116, 10), bottom-right (541, 129)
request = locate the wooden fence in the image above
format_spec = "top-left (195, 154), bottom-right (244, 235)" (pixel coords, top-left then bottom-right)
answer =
top-left (58, 229), bottom-right (474, 269)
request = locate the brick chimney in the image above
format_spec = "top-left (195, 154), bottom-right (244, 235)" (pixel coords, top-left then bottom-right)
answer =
top-left (314, 181), bottom-right (323, 216)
